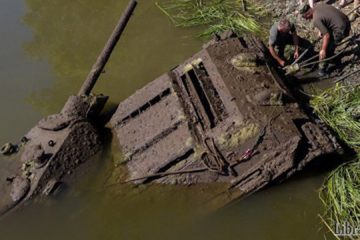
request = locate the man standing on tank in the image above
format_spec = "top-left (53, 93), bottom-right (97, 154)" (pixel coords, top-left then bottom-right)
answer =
top-left (268, 18), bottom-right (312, 67)
top-left (300, 3), bottom-right (351, 76)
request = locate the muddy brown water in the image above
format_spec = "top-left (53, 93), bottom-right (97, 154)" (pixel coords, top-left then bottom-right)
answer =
top-left (0, 0), bottom-right (338, 239)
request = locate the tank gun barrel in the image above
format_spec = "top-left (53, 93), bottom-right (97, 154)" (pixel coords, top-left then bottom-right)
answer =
top-left (78, 0), bottom-right (137, 96)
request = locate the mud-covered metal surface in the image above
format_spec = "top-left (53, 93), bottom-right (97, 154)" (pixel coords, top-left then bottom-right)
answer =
top-left (110, 33), bottom-right (342, 198)
top-left (0, 95), bottom-right (105, 216)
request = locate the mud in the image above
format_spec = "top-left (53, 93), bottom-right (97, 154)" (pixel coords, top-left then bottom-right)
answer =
top-left (110, 33), bottom-right (342, 200)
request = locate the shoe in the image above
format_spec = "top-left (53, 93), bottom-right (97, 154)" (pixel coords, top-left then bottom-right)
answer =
top-left (349, 12), bottom-right (359, 21)
top-left (318, 69), bottom-right (326, 77)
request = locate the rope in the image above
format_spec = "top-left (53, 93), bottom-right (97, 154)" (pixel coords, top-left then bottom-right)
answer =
top-left (300, 47), bottom-right (347, 68)
top-left (335, 68), bottom-right (360, 82)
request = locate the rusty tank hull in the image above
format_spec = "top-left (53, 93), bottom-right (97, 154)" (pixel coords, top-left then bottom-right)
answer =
top-left (110, 33), bottom-right (341, 198)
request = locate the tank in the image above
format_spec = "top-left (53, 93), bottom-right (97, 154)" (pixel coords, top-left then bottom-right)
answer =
top-left (110, 32), bottom-right (342, 202)
top-left (0, 3), bottom-right (343, 216)
top-left (0, 0), bottom-right (138, 216)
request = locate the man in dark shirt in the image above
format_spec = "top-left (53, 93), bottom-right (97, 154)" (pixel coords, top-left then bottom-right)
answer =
top-left (300, 3), bottom-right (350, 75)
top-left (268, 18), bottom-right (311, 67)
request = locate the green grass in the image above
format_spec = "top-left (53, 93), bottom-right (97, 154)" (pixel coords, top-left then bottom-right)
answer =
top-left (311, 84), bottom-right (360, 152)
top-left (156, 0), bottom-right (268, 37)
top-left (311, 84), bottom-right (360, 232)
top-left (320, 160), bottom-right (360, 229)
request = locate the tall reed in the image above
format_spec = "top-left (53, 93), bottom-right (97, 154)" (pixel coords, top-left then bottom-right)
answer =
top-left (156, 0), bottom-right (268, 37)
top-left (311, 84), bottom-right (360, 232)
top-left (311, 84), bottom-right (360, 152)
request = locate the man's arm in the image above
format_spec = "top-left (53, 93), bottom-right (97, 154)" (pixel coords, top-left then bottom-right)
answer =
top-left (314, 21), bottom-right (329, 61)
top-left (269, 45), bottom-right (285, 66)
top-left (309, 0), bottom-right (314, 8)
top-left (320, 33), bottom-right (330, 60)
top-left (292, 31), bottom-right (300, 59)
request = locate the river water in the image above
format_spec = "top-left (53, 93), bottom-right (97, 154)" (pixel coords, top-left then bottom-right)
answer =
top-left (0, 0), bottom-right (337, 239)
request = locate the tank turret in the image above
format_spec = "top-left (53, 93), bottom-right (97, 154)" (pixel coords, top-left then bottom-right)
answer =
top-left (0, 0), bottom-right (137, 216)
